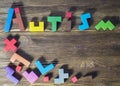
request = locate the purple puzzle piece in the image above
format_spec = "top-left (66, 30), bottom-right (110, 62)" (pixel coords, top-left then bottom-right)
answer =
top-left (5, 66), bottom-right (19, 85)
top-left (22, 71), bottom-right (39, 84)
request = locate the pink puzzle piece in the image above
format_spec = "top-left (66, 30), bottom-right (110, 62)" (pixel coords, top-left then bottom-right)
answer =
top-left (43, 76), bottom-right (49, 82)
top-left (71, 76), bottom-right (78, 83)
top-left (16, 65), bottom-right (22, 72)
top-left (22, 71), bottom-right (38, 84)
top-left (4, 38), bottom-right (17, 52)
top-left (65, 12), bottom-right (72, 19)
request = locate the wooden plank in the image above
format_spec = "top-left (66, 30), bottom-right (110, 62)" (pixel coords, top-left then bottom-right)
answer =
top-left (0, 0), bottom-right (120, 86)
top-left (0, 32), bottom-right (120, 86)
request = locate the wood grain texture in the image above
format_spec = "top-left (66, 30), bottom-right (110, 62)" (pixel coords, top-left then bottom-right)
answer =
top-left (0, 0), bottom-right (120, 86)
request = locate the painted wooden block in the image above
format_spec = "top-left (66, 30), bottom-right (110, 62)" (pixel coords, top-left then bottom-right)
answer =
top-left (4, 8), bottom-right (14, 32)
top-left (13, 7), bottom-right (25, 31)
top-left (43, 76), bottom-right (49, 82)
top-left (10, 53), bottom-right (30, 67)
top-left (16, 65), bottom-right (22, 72)
top-left (71, 76), bottom-right (78, 83)
top-left (79, 12), bottom-right (91, 31)
top-left (29, 22), bottom-right (44, 32)
top-left (95, 20), bottom-right (115, 30)
top-left (54, 69), bottom-right (69, 84)
top-left (65, 11), bottom-right (72, 19)
top-left (5, 66), bottom-right (19, 85)
top-left (4, 38), bottom-right (17, 52)
top-left (35, 60), bottom-right (54, 75)
top-left (47, 16), bottom-right (62, 32)
top-left (22, 71), bottom-right (38, 84)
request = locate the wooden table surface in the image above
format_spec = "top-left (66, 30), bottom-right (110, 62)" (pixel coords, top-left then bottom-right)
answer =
top-left (0, 0), bottom-right (120, 86)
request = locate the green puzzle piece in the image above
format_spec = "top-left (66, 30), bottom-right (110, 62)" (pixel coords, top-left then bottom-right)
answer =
top-left (47, 16), bottom-right (62, 32)
top-left (95, 20), bottom-right (115, 31)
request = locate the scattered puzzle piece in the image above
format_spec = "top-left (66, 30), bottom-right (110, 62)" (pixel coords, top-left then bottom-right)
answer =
top-left (4, 38), bottom-right (17, 52)
top-left (54, 69), bottom-right (69, 84)
top-left (22, 71), bottom-right (39, 84)
top-left (29, 22), bottom-right (44, 32)
top-left (4, 8), bottom-right (14, 32)
top-left (95, 20), bottom-right (115, 30)
top-left (16, 65), bottom-right (22, 72)
top-left (65, 11), bottom-right (72, 19)
top-left (43, 76), bottom-right (49, 82)
top-left (13, 7), bottom-right (25, 31)
top-left (35, 60), bottom-right (54, 75)
top-left (47, 16), bottom-right (62, 32)
top-left (71, 76), bottom-right (78, 83)
top-left (79, 12), bottom-right (91, 31)
top-left (5, 66), bottom-right (19, 85)
top-left (10, 53), bottom-right (30, 67)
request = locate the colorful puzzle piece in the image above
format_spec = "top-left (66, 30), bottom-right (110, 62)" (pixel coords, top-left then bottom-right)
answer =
top-left (95, 20), bottom-right (115, 30)
top-left (35, 60), bottom-right (54, 75)
top-left (13, 7), bottom-right (25, 31)
top-left (29, 22), bottom-right (44, 32)
top-left (65, 11), bottom-right (72, 19)
top-left (79, 12), bottom-right (91, 31)
top-left (54, 69), bottom-right (69, 84)
top-left (16, 65), bottom-right (22, 72)
top-left (10, 53), bottom-right (30, 67)
top-left (5, 66), bottom-right (19, 84)
top-left (4, 38), bottom-right (17, 52)
top-left (22, 71), bottom-right (39, 84)
top-left (47, 16), bottom-right (62, 32)
top-left (4, 8), bottom-right (14, 32)
top-left (43, 76), bottom-right (49, 82)
top-left (71, 76), bottom-right (78, 83)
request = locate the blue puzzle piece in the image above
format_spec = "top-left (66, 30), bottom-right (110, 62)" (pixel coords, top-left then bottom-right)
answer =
top-left (4, 8), bottom-right (14, 32)
top-left (54, 69), bottom-right (69, 84)
top-left (79, 12), bottom-right (91, 31)
top-left (5, 66), bottom-right (19, 84)
top-left (35, 60), bottom-right (54, 75)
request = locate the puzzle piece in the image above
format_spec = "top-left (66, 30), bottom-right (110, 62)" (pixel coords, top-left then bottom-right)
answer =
top-left (4, 8), bottom-right (14, 32)
top-left (22, 71), bottom-right (39, 84)
top-left (16, 65), bottom-right (22, 72)
top-left (54, 69), bottom-right (69, 84)
top-left (43, 76), bottom-right (49, 82)
top-left (79, 12), bottom-right (91, 31)
top-left (13, 7), bottom-right (25, 31)
top-left (5, 66), bottom-right (19, 85)
top-left (71, 76), bottom-right (78, 83)
top-left (29, 22), bottom-right (44, 32)
top-left (4, 38), bottom-right (17, 52)
top-left (35, 60), bottom-right (54, 75)
top-left (65, 11), bottom-right (72, 19)
top-left (95, 20), bottom-right (115, 30)
top-left (10, 53), bottom-right (30, 67)
top-left (47, 16), bottom-right (62, 32)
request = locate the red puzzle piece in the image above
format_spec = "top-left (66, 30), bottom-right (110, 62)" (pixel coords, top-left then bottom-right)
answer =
top-left (65, 11), bottom-right (72, 19)
top-left (13, 7), bottom-right (25, 31)
top-left (71, 76), bottom-right (78, 83)
top-left (4, 38), bottom-right (17, 52)
top-left (16, 65), bottom-right (22, 72)
top-left (43, 76), bottom-right (49, 82)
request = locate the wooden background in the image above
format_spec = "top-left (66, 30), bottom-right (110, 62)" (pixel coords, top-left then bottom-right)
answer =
top-left (0, 0), bottom-right (120, 86)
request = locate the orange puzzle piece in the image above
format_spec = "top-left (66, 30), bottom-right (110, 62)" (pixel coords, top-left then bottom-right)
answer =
top-left (10, 53), bottom-right (30, 67)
